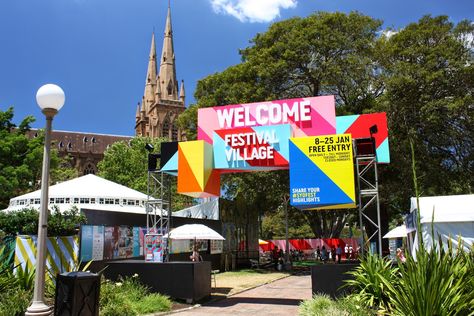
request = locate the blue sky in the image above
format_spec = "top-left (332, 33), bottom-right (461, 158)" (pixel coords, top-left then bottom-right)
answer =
top-left (0, 0), bottom-right (472, 136)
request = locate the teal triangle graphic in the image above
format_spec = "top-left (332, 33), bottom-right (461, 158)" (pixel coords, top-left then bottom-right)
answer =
top-left (162, 152), bottom-right (178, 172)
top-left (289, 141), bottom-right (353, 209)
top-left (376, 138), bottom-right (390, 163)
top-left (336, 115), bottom-right (358, 134)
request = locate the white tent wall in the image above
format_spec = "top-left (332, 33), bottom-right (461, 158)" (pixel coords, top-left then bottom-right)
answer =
top-left (408, 194), bottom-right (474, 258)
top-left (411, 222), bottom-right (474, 258)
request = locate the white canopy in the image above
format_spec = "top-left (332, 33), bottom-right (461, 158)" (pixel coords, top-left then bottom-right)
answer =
top-left (410, 194), bottom-right (474, 223)
top-left (164, 224), bottom-right (225, 240)
top-left (383, 225), bottom-right (408, 239)
top-left (173, 198), bottom-right (219, 220)
top-left (5, 174), bottom-right (150, 214)
top-left (408, 194), bottom-right (474, 258)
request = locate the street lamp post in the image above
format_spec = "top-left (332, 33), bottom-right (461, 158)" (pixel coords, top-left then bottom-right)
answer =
top-left (26, 84), bottom-right (65, 316)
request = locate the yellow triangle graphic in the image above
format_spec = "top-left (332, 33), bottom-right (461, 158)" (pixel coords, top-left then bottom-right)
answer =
top-left (180, 141), bottom-right (205, 190)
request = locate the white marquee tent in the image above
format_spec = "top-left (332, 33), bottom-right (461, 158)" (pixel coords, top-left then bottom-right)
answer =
top-left (4, 174), bottom-right (150, 214)
top-left (407, 194), bottom-right (474, 257)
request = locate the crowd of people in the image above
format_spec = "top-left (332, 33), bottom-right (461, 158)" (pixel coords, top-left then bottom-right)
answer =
top-left (314, 244), bottom-right (359, 263)
top-left (268, 243), bottom-right (360, 267)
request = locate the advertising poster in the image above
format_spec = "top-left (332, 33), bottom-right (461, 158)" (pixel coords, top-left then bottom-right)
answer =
top-left (80, 225), bottom-right (93, 261)
top-left (117, 226), bottom-right (133, 258)
top-left (289, 134), bottom-right (356, 209)
top-left (144, 234), bottom-right (163, 262)
top-left (91, 226), bottom-right (104, 260)
top-left (210, 240), bottom-right (223, 254)
top-left (213, 124), bottom-right (291, 170)
top-left (80, 225), bottom-right (104, 261)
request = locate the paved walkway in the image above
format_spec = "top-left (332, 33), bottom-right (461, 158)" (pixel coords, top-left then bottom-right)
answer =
top-left (175, 275), bottom-right (312, 315)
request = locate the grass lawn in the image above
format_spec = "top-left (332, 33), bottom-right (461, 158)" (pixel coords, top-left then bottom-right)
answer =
top-left (212, 269), bottom-right (289, 298)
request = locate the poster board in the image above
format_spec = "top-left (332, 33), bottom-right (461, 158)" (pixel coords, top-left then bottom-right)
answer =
top-left (289, 134), bottom-right (356, 209)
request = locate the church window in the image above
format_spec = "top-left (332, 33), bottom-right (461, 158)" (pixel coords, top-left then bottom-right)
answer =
top-left (83, 163), bottom-right (96, 175)
top-left (167, 80), bottom-right (173, 95)
top-left (162, 117), bottom-right (170, 140)
top-left (172, 125), bottom-right (178, 141)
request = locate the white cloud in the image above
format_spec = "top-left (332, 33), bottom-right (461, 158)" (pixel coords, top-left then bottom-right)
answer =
top-left (380, 29), bottom-right (398, 39)
top-left (210, 0), bottom-right (297, 23)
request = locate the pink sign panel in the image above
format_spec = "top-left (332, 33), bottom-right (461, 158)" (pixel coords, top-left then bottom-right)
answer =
top-left (198, 96), bottom-right (336, 144)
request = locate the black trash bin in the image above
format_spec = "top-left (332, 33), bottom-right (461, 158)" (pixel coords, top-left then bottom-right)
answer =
top-left (54, 271), bottom-right (100, 316)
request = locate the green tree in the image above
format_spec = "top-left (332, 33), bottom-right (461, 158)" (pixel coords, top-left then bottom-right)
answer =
top-left (0, 107), bottom-right (74, 209)
top-left (379, 16), bottom-right (474, 217)
top-left (97, 136), bottom-right (193, 210)
top-left (178, 11), bottom-right (384, 238)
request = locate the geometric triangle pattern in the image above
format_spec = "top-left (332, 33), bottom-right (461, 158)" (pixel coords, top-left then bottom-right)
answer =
top-left (289, 135), bottom-right (356, 210)
top-left (336, 112), bottom-right (390, 163)
top-left (177, 140), bottom-right (220, 198)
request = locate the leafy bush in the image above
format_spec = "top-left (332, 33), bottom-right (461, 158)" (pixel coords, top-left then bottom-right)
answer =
top-left (0, 206), bottom-right (86, 236)
top-left (380, 240), bottom-right (474, 316)
top-left (299, 295), bottom-right (373, 316)
top-left (100, 275), bottom-right (172, 316)
top-left (344, 253), bottom-right (398, 313)
top-left (0, 287), bottom-right (32, 316)
top-left (15, 264), bottom-right (35, 291)
top-left (345, 240), bottom-right (474, 316)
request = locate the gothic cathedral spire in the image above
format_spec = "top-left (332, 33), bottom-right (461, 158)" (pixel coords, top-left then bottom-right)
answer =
top-left (135, 1), bottom-right (185, 140)
top-left (144, 33), bottom-right (157, 109)
top-left (159, 3), bottom-right (178, 100)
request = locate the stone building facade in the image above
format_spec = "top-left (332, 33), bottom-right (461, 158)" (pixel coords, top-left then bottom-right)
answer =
top-left (135, 5), bottom-right (186, 140)
top-left (27, 129), bottom-right (132, 175)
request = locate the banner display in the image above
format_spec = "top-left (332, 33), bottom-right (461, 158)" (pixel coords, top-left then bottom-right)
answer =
top-left (80, 225), bottom-right (104, 261)
top-left (213, 124), bottom-right (291, 170)
top-left (144, 234), bottom-right (164, 262)
top-left (289, 134), bottom-right (356, 209)
top-left (210, 240), bottom-right (223, 254)
top-left (168, 239), bottom-right (208, 254)
top-left (198, 96), bottom-right (336, 144)
top-left (336, 112), bottom-right (390, 163)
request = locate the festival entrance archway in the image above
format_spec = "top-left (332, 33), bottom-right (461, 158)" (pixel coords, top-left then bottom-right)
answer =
top-left (154, 95), bottom-right (390, 258)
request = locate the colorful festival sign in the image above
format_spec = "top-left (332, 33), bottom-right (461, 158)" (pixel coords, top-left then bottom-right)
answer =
top-left (177, 140), bottom-right (220, 197)
top-left (213, 124), bottom-right (291, 170)
top-left (198, 96), bottom-right (336, 144)
top-left (336, 112), bottom-right (390, 163)
top-left (289, 134), bottom-right (356, 209)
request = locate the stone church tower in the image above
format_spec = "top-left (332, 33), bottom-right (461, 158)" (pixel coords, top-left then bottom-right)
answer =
top-left (135, 4), bottom-right (186, 141)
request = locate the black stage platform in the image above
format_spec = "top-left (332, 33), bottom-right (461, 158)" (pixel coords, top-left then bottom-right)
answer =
top-left (311, 263), bottom-right (358, 298)
top-left (103, 260), bottom-right (211, 303)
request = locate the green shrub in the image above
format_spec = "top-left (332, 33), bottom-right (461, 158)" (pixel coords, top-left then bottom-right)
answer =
top-left (380, 240), bottom-right (474, 316)
top-left (15, 264), bottom-right (35, 291)
top-left (100, 275), bottom-right (172, 316)
top-left (0, 206), bottom-right (86, 236)
top-left (0, 287), bottom-right (32, 316)
top-left (344, 253), bottom-right (398, 313)
top-left (298, 295), bottom-right (373, 316)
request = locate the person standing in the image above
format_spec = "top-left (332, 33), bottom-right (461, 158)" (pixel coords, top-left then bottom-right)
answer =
top-left (349, 245), bottom-right (353, 261)
top-left (336, 244), bottom-right (342, 264)
top-left (344, 244), bottom-right (349, 261)
top-left (316, 246), bottom-right (321, 261)
top-left (331, 247), bottom-right (336, 263)
top-left (321, 246), bottom-right (328, 263)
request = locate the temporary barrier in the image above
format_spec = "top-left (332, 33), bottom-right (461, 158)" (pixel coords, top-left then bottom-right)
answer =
top-left (14, 235), bottom-right (78, 278)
